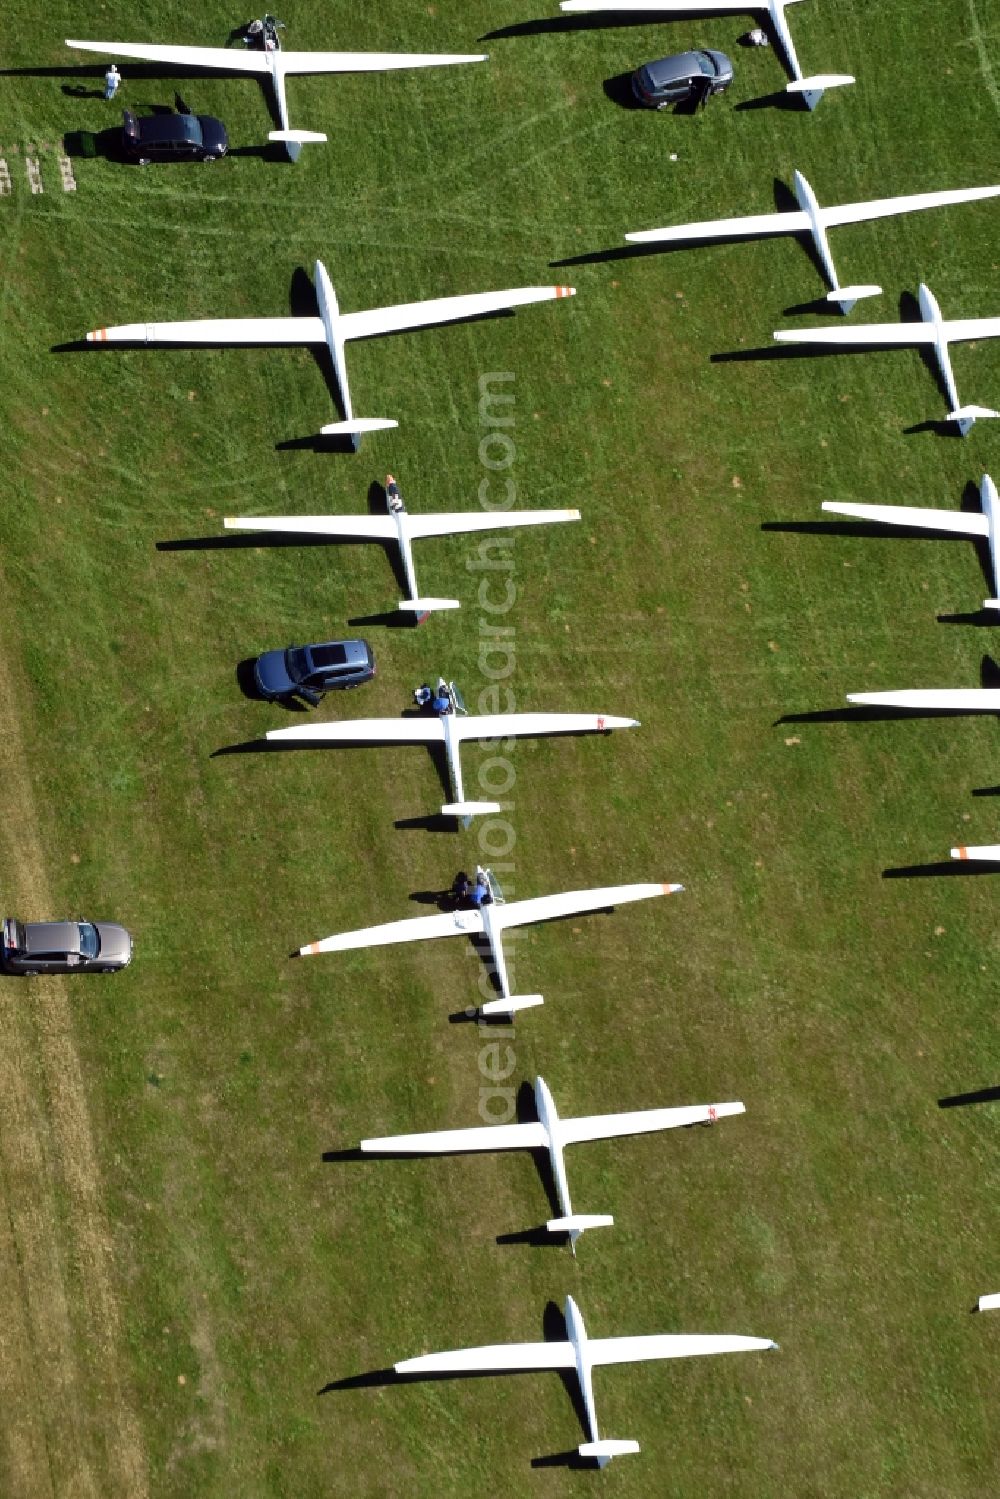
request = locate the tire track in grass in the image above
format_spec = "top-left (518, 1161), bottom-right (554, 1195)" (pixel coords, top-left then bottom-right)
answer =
top-left (0, 576), bottom-right (148, 1499)
top-left (966, 0), bottom-right (1000, 113)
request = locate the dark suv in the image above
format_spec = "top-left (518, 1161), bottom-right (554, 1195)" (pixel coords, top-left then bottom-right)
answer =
top-left (253, 638), bottom-right (376, 704)
top-left (122, 109), bottom-right (229, 165)
top-left (631, 50), bottom-right (734, 108)
top-left (1, 917), bottom-right (133, 975)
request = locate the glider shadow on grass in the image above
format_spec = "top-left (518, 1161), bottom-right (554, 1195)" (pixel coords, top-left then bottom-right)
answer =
top-left (322, 1080), bottom-right (565, 1245)
top-left (938, 1085), bottom-right (1000, 1109)
top-left (212, 720), bottom-right (454, 803)
top-left (553, 177), bottom-right (826, 276)
top-left (764, 481), bottom-right (995, 609)
top-left (778, 653), bottom-right (1000, 727)
top-left (318, 1298), bottom-right (592, 1459)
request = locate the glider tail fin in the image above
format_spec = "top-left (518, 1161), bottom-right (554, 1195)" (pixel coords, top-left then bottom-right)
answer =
top-left (578, 1439), bottom-right (641, 1468)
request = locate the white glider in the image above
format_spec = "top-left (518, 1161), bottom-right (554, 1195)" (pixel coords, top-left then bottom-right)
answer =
top-left (84, 259), bottom-right (574, 447)
top-left (823, 476), bottom-right (1000, 611)
top-left (224, 487), bottom-right (580, 620)
top-left (362, 1075), bottom-right (744, 1251)
top-left (979, 1293), bottom-right (1000, 1310)
top-left (66, 29), bottom-right (486, 161)
top-left (626, 173), bottom-right (1000, 315)
top-left (774, 283), bottom-right (1000, 435)
top-left (298, 872), bottom-right (683, 1016)
top-left (395, 1293), bottom-right (777, 1467)
top-left (267, 695), bottom-right (638, 823)
top-left (559, 0), bottom-right (852, 109)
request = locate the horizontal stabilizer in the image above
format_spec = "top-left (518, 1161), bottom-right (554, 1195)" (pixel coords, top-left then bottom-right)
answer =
top-left (786, 73), bottom-right (855, 110)
top-left (479, 994), bottom-right (544, 1016)
top-left (578, 1440), bottom-right (640, 1466)
top-left (268, 129), bottom-right (328, 145)
top-left (828, 285), bottom-right (880, 303)
top-left (948, 405), bottom-right (1000, 433)
top-left (440, 800), bottom-right (503, 819)
top-left (546, 1214), bottom-right (614, 1235)
top-left (319, 417), bottom-right (398, 435)
top-left (398, 597), bottom-right (461, 613)
top-left (951, 845), bottom-right (1000, 862)
top-left (978, 1292), bottom-right (1000, 1311)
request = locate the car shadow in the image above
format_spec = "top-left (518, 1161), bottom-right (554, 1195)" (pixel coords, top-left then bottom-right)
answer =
top-left (602, 71), bottom-right (642, 109)
top-left (62, 126), bottom-right (129, 164)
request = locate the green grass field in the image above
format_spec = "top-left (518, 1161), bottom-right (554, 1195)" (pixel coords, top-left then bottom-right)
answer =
top-left (3, 2), bottom-right (1000, 1494)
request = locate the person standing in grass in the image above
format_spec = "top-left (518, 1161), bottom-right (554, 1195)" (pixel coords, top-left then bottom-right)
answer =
top-left (104, 64), bottom-right (121, 101)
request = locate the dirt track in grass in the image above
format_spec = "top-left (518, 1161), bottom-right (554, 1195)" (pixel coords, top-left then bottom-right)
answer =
top-left (0, 573), bottom-right (147, 1499)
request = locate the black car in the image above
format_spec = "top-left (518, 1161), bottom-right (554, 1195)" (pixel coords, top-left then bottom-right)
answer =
top-left (253, 638), bottom-right (376, 704)
top-left (1, 916), bottom-right (133, 975)
top-left (122, 109), bottom-right (229, 165)
top-left (631, 50), bottom-right (734, 108)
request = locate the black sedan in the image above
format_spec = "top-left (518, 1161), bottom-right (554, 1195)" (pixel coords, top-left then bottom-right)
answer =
top-left (254, 638), bottom-right (376, 705)
top-left (122, 109), bottom-right (229, 165)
